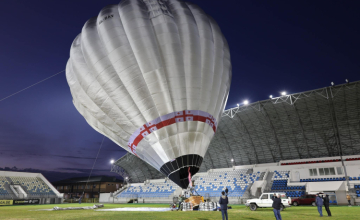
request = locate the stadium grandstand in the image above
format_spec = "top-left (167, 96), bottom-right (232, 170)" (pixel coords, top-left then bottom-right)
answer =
top-left (100, 81), bottom-right (360, 205)
top-left (0, 171), bottom-right (63, 204)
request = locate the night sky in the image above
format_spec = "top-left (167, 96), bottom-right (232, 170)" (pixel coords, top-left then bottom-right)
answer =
top-left (0, 0), bottom-right (359, 182)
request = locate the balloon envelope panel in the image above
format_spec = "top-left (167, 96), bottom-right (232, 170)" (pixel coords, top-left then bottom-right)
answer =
top-left (66, 0), bottom-right (231, 188)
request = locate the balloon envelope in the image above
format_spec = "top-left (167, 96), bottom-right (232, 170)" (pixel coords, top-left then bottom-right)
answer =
top-left (66, 0), bottom-right (231, 188)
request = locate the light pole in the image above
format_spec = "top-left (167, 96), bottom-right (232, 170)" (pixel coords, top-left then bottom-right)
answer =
top-left (110, 159), bottom-right (115, 203)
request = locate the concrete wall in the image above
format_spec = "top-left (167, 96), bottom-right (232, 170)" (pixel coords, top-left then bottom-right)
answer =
top-left (250, 180), bottom-right (264, 197)
top-left (99, 193), bottom-right (111, 203)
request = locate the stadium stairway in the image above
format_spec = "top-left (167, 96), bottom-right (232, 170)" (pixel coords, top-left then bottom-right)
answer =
top-left (4, 184), bottom-right (16, 199)
top-left (263, 171), bottom-right (274, 192)
top-left (113, 185), bottom-right (128, 197)
top-left (258, 172), bottom-right (266, 181)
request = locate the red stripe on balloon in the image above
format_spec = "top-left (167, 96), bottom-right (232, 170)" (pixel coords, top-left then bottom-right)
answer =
top-left (128, 110), bottom-right (217, 156)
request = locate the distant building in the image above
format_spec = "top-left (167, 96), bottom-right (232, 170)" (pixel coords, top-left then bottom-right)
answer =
top-left (52, 176), bottom-right (123, 199)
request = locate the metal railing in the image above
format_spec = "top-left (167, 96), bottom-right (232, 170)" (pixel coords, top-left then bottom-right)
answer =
top-left (63, 198), bottom-right (99, 203)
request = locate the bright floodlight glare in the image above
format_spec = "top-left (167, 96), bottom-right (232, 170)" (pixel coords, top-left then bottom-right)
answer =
top-left (243, 100), bottom-right (249, 105)
top-left (281, 91), bottom-right (287, 96)
top-left (110, 159), bottom-right (114, 164)
top-left (269, 95), bottom-right (273, 99)
top-left (231, 159), bottom-right (234, 162)
top-left (125, 177), bottom-right (128, 180)
top-left (237, 103), bottom-right (239, 107)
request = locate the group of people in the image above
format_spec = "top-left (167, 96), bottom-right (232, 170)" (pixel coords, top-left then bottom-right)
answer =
top-left (271, 193), bottom-right (333, 219)
top-left (315, 194), bottom-right (332, 217)
top-left (180, 191), bottom-right (339, 219)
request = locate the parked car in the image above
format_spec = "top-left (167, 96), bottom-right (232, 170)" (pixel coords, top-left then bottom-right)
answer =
top-left (245, 192), bottom-right (291, 211)
top-left (291, 195), bottom-right (316, 206)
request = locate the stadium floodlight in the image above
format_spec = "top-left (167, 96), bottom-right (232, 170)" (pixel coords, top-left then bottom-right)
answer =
top-left (243, 100), bottom-right (249, 105)
top-left (269, 95), bottom-right (273, 99)
top-left (281, 91), bottom-right (287, 96)
top-left (237, 103), bottom-right (239, 107)
top-left (345, 79), bottom-right (349, 83)
top-left (125, 177), bottom-right (128, 180)
top-left (110, 159), bottom-right (115, 164)
top-left (331, 82), bottom-right (334, 86)
top-left (231, 159), bottom-right (234, 162)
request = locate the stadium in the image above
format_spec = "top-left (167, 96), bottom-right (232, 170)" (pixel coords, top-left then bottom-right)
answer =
top-left (1, 0), bottom-right (360, 219)
top-left (103, 81), bottom-right (360, 205)
top-left (2, 81), bottom-right (360, 219)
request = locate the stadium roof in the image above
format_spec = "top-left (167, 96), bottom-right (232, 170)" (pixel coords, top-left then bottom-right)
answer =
top-left (112, 81), bottom-right (360, 182)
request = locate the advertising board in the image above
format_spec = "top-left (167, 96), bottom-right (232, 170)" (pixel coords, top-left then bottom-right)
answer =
top-left (0, 200), bottom-right (13, 206)
top-left (13, 199), bottom-right (40, 205)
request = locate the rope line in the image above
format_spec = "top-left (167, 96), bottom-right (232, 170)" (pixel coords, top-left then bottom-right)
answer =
top-left (83, 136), bottom-right (106, 195)
top-left (0, 70), bottom-right (65, 103)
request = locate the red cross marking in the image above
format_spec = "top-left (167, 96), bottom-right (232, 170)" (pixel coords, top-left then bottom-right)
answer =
top-left (140, 123), bottom-right (157, 136)
top-left (175, 110), bottom-right (193, 121)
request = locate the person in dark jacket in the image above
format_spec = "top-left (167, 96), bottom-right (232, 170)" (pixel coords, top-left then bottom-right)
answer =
top-left (79, 192), bottom-right (84, 204)
top-left (271, 194), bottom-right (282, 220)
top-left (316, 194), bottom-right (323, 217)
top-left (219, 191), bottom-right (228, 220)
top-left (323, 194), bottom-right (332, 216)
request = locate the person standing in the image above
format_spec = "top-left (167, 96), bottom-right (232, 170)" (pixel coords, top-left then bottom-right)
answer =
top-left (219, 191), bottom-right (228, 220)
top-left (272, 194), bottom-right (282, 220)
top-left (79, 193), bottom-right (84, 204)
top-left (323, 194), bottom-right (332, 217)
top-left (177, 194), bottom-right (186, 211)
top-left (315, 194), bottom-right (323, 217)
top-left (346, 193), bottom-right (351, 206)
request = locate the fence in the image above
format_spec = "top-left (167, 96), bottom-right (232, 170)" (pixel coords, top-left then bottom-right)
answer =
top-left (64, 198), bottom-right (99, 203)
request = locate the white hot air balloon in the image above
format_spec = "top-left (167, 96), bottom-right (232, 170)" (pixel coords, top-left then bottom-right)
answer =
top-left (66, 0), bottom-right (231, 188)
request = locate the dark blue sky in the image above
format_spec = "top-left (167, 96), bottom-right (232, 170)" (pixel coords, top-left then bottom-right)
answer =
top-left (0, 0), bottom-right (359, 181)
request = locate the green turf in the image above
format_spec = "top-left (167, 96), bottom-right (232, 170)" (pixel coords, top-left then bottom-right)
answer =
top-left (0, 203), bottom-right (358, 219)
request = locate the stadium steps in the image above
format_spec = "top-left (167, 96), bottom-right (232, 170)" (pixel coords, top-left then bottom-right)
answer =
top-left (243, 182), bottom-right (253, 198)
top-left (264, 172), bottom-right (274, 192)
top-left (5, 177), bottom-right (12, 183)
top-left (258, 172), bottom-right (265, 180)
top-left (113, 186), bottom-right (128, 197)
top-left (3, 183), bottom-right (16, 199)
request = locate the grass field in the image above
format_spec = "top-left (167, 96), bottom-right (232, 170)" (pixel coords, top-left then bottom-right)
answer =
top-left (0, 203), bottom-right (358, 220)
